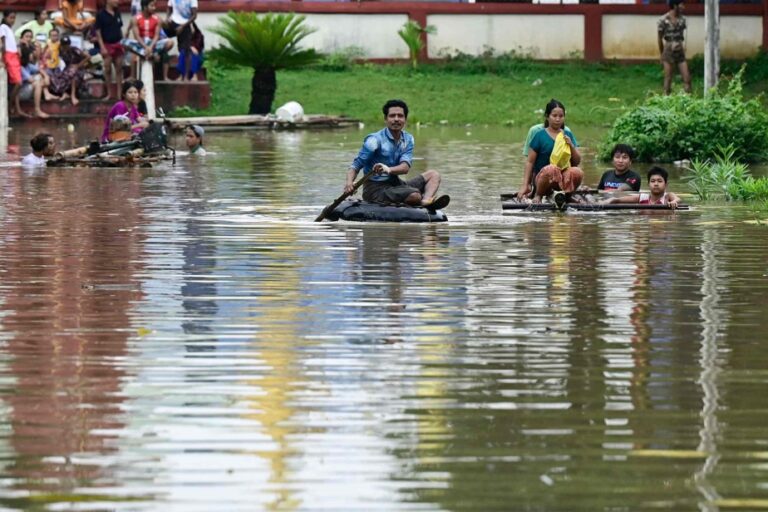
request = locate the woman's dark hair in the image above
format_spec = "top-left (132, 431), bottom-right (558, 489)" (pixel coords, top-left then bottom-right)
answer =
top-left (668, 0), bottom-right (683, 8)
top-left (141, 0), bottom-right (155, 10)
top-left (611, 143), bottom-right (636, 160)
top-left (543, 99), bottom-right (566, 128)
top-left (121, 80), bottom-right (139, 98)
top-left (30, 133), bottom-right (52, 152)
top-left (20, 28), bottom-right (32, 39)
top-left (382, 99), bottom-right (408, 118)
top-left (132, 80), bottom-right (148, 114)
top-left (20, 41), bottom-right (34, 66)
top-left (647, 166), bottom-right (669, 183)
top-left (1, 10), bottom-right (15, 25)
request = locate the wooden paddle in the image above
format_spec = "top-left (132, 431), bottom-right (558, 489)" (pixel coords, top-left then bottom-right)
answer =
top-left (315, 171), bottom-right (374, 222)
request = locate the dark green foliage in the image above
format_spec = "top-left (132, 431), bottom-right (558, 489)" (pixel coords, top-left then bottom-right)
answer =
top-left (436, 48), bottom-right (551, 75)
top-left (210, 12), bottom-right (321, 72)
top-left (600, 69), bottom-right (768, 163)
top-left (209, 12), bottom-right (322, 114)
top-left (691, 50), bottom-right (768, 89)
top-left (313, 46), bottom-right (365, 72)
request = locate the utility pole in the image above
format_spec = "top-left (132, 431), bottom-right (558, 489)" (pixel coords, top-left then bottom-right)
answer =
top-left (704, 0), bottom-right (720, 93)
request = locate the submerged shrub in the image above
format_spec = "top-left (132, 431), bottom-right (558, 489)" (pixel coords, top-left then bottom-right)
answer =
top-left (684, 144), bottom-right (768, 202)
top-left (600, 68), bottom-right (768, 163)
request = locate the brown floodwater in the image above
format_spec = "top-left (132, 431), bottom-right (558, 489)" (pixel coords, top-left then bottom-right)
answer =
top-left (0, 123), bottom-right (767, 511)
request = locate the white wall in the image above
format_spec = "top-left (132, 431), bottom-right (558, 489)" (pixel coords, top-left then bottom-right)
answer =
top-left (427, 14), bottom-right (585, 59)
top-left (14, 10), bottom-right (761, 62)
top-left (603, 14), bottom-right (762, 59)
top-left (196, 12), bottom-right (410, 59)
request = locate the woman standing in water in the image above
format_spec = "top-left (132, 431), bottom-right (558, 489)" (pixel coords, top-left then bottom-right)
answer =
top-left (517, 99), bottom-right (583, 203)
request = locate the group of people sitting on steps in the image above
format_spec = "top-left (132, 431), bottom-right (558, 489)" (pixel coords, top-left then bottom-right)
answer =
top-left (1, 0), bottom-right (203, 118)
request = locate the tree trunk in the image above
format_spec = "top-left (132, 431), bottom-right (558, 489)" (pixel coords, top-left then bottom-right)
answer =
top-left (249, 68), bottom-right (277, 115)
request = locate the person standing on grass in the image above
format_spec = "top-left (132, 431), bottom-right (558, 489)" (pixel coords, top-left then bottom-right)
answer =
top-left (166, 0), bottom-right (197, 81)
top-left (345, 99), bottom-right (450, 210)
top-left (95, 0), bottom-right (124, 100)
top-left (658, 0), bottom-right (691, 95)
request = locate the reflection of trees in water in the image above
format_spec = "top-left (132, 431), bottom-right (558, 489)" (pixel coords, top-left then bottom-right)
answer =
top-left (0, 169), bottom-right (144, 504)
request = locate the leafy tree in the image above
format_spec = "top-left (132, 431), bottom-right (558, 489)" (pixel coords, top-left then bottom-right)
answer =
top-left (398, 20), bottom-right (436, 69)
top-left (212, 12), bottom-right (321, 115)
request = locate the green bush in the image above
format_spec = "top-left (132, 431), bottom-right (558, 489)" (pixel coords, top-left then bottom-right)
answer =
top-left (435, 47), bottom-right (539, 75)
top-left (684, 145), bottom-right (768, 202)
top-left (314, 46), bottom-right (366, 72)
top-left (600, 69), bottom-right (768, 162)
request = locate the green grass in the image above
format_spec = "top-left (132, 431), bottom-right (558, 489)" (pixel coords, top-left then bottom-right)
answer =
top-left (184, 58), bottom-right (767, 127)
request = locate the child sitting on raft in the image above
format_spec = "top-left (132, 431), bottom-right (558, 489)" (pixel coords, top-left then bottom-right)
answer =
top-left (598, 143), bottom-right (641, 192)
top-left (602, 166), bottom-right (681, 208)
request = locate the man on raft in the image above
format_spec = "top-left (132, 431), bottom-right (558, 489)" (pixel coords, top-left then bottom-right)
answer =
top-left (345, 99), bottom-right (450, 210)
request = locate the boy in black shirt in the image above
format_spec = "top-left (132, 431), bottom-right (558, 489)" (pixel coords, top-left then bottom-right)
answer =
top-left (598, 144), bottom-right (642, 192)
top-left (95, 0), bottom-right (124, 99)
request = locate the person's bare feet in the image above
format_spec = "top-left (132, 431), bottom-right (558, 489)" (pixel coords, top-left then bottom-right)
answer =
top-left (71, 97), bottom-right (80, 106)
top-left (35, 110), bottom-right (50, 119)
top-left (14, 109), bottom-right (32, 118)
top-left (43, 90), bottom-right (58, 101)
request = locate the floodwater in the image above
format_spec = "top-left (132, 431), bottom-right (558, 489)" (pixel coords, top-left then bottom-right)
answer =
top-left (1, 124), bottom-right (767, 511)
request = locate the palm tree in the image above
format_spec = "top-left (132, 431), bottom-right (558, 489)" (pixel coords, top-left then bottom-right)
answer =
top-left (398, 20), bottom-right (436, 69)
top-left (212, 12), bottom-right (321, 115)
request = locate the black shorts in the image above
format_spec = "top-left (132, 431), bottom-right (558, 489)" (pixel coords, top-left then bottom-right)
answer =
top-left (168, 21), bottom-right (193, 50)
top-left (363, 174), bottom-right (427, 204)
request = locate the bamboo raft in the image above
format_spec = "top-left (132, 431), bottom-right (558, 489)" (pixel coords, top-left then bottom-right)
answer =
top-left (166, 114), bottom-right (361, 131)
top-left (500, 192), bottom-right (689, 211)
top-left (47, 143), bottom-right (173, 168)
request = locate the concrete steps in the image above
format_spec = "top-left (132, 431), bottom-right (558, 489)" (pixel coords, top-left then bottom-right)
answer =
top-left (16, 78), bottom-right (211, 119)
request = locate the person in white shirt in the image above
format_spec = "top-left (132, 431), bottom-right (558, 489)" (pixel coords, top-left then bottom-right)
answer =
top-left (21, 133), bottom-right (56, 166)
top-left (166, 0), bottom-right (197, 81)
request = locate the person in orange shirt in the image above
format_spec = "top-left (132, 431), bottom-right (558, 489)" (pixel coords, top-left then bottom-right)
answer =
top-left (53, 0), bottom-right (95, 32)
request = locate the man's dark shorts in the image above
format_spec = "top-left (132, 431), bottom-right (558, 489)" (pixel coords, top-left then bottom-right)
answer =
top-left (167, 21), bottom-right (193, 50)
top-left (662, 45), bottom-right (686, 65)
top-left (363, 174), bottom-right (427, 204)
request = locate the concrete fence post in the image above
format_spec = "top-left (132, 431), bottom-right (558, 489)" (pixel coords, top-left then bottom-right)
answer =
top-left (0, 59), bottom-right (8, 133)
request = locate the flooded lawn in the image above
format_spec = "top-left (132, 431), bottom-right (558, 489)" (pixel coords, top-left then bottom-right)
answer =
top-left (1, 124), bottom-right (767, 510)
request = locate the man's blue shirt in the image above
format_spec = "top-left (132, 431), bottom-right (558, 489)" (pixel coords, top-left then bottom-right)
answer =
top-left (350, 128), bottom-right (414, 183)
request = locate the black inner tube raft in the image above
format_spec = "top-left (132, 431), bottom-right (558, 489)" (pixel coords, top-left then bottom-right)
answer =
top-left (325, 199), bottom-right (448, 223)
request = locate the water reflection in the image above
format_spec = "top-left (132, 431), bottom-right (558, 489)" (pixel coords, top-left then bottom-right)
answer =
top-left (0, 167), bottom-right (145, 507)
top-left (0, 126), bottom-right (767, 510)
